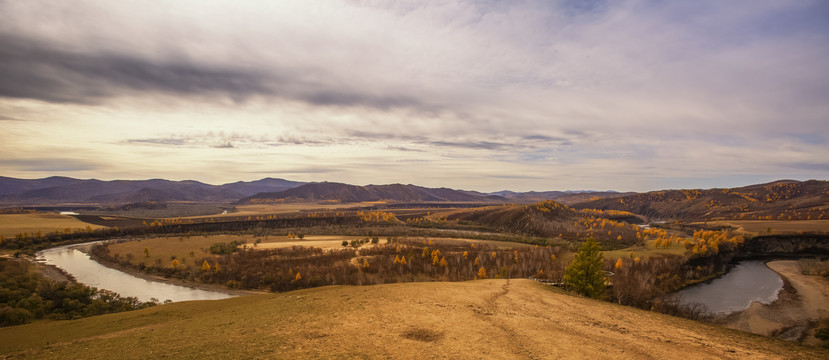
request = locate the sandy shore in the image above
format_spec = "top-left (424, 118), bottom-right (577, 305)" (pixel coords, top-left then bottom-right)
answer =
top-left (719, 260), bottom-right (829, 345)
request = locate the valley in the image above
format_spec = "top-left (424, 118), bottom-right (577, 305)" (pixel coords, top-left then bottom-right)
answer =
top-left (1, 177), bottom-right (828, 357)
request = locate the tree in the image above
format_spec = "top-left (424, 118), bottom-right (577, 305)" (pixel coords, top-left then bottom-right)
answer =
top-left (563, 238), bottom-right (607, 299)
top-left (614, 258), bottom-right (623, 270)
top-left (144, 247), bottom-right (150, 257)
top-left (477, 267), bottom-right (488, 279)
top-left (201, 260), bottom-right (211, 271)
top-left (171, 259), bottom-right (180, 268)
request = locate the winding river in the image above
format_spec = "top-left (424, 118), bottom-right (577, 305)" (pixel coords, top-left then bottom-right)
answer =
top-left (677, 260), bottom-right (784, 314)
top-left (36, 241), bottom-right (235, 303)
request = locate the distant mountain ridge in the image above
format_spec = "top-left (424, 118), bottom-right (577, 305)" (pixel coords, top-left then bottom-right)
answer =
top-left (0, 177), bottom-right (305, 204)
top-left (239, 182), bottom-right (505, 203)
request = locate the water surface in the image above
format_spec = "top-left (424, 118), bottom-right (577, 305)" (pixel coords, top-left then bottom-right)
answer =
top-left (678, 260), bottom-right (783, 314)
top-left (36, 242), bottom-right (234, 303)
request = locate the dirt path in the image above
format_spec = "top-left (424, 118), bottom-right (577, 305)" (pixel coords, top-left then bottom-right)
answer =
top-left (720, 260), bottom-right (829, 345)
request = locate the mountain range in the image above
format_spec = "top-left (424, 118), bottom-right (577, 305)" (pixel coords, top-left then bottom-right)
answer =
top-left (237, 182), bottom-right (504, 203)
top-left (0, 176), bottom-right (627, 205)
top-left (0, 176), bottom-right (304, 204)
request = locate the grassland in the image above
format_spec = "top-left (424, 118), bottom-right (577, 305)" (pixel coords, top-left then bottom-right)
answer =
top-left (705, 220), bottom-right (829, 235)
top-left (105, 234), bottom-right (542, 270)
top-left (602, 238), bottom-right (688, 260)
top-left (178, 202), bottom-right (374, 220)
top-left (0, 213), bottom-right (104, 239)
top-left (106, 234), bottom-right (370, 267)
top-left (0, 279), bottom-right (823, 359)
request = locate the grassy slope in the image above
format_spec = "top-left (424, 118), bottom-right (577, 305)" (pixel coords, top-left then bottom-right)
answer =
top-left (1, 280), bottom-right (824, 359)
top-left (0, 213), bottom-right (105, 239)
top-left (572, 180), bottom-right (829, 220)
top-left (602, 238), bottom-right (688, 260)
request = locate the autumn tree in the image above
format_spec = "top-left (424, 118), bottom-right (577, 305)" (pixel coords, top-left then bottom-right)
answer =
top-left (201, 260), bottom-right (211, 271)
top-left (477, 267), bottom-right (488, 279)
top-left (144, 247), bottom-right (150, 257)
top-left (564, 237), bottom-right (606, 299)
top-left (171, 259), bottom-right (180, 268)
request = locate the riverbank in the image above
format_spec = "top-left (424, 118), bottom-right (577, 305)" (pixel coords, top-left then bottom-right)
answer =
top-left (718, 260), bottom-right (829, 345)
top-left (80, 246), bottom-right (264, 298)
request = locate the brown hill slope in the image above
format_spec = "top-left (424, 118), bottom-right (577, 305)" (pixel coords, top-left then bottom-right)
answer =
top-left (572, 180), bottom-right (829, 220)
top-left (493, 190), bottom-right (635, 204)
top-left (446, 201), bottom-right (642, 246)
top-left (0, 280), bottom-right (822, 359)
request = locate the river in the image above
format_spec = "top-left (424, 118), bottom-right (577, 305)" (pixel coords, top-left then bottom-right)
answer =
top-left (677, 260), bottom-right (783, 314)
top-left (36, 241), bottom-right (235, 303)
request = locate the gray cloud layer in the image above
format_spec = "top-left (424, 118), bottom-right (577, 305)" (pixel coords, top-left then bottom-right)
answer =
top-left (0, 0), bottom-right (827, 190)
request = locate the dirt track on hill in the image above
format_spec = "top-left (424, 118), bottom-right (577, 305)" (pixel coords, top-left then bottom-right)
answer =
top-left (2, 279), bottom-right (825, 359)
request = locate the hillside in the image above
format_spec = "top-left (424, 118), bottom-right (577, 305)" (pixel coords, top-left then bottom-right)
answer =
top-left (240, 182), bottom-right (504, 203)
top-left (0, 280), bottom-right (822, 359)
top-left (492, 190), bottom-right (635, 204)
top-left (0, 177), bottom-right (304, 204)
top-left (572, 180), bottom-right (829, 221)
top-left (445, 201), bottom-right (642, 246)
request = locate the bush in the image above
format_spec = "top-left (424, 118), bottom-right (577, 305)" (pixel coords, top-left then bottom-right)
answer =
top-left (209, 240), bottom-right (244, 255)
top-left (0, 306), bottom-right (33, 327)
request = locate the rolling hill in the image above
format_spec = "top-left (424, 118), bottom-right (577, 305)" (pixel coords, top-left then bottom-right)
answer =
top-left (491, 190), bottom-right (636, 204)
top-left (572, 180), bottom-right (829, 221)
top-left (1, 280), bottom-right (822, 359)
top-left (446, 200), bottom-right (642, 246)
top-left (0, 177), bottom-right (305, 204)
top-left (239, 182), bottom-right (505, 203)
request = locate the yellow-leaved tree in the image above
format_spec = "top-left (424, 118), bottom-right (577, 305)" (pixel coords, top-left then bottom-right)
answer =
top-left (477, 267), bottom-right (488, 279)
top-left (201, 260), bottom-right (211, 271)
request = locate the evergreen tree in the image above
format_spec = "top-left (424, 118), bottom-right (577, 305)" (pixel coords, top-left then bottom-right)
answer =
top-left (563, 238), bottom-right (607, 299)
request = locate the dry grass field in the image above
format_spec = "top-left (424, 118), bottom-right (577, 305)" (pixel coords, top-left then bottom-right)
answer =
top-left (602, 238), bottom-right (688, 260)
top-left (177, 202), bottom-right (373, 220)
top-left (105, 235), bottom-right (542, 269)
top-left (0, 213), bottom-right (104, 239)
top-left (0, 279), bottom-right (823, 359)
top-left (711, 220), bottom-right (829, 235)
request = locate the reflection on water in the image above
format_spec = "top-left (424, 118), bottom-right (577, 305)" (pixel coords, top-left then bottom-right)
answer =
top-left (678, 260), bottom-right (783, 314)
top-left (36, 242), bottom-right (234, 303)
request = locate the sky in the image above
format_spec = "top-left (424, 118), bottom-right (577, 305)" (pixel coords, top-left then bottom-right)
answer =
top-left (1, 0), bottom-right (828, 192)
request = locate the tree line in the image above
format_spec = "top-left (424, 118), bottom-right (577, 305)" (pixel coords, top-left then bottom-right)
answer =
top-left (0, 259), bottom-right (156, 327)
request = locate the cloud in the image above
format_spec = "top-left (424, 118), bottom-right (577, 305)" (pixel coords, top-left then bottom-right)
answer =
top-left (0, 1), bottom-right (827, 191)
top-left (0, 114), bottom-right (22, 121)
top-left (0, 158), bottom-right (101, 172)
top-left (127, 138), bottom-right (187, 146)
